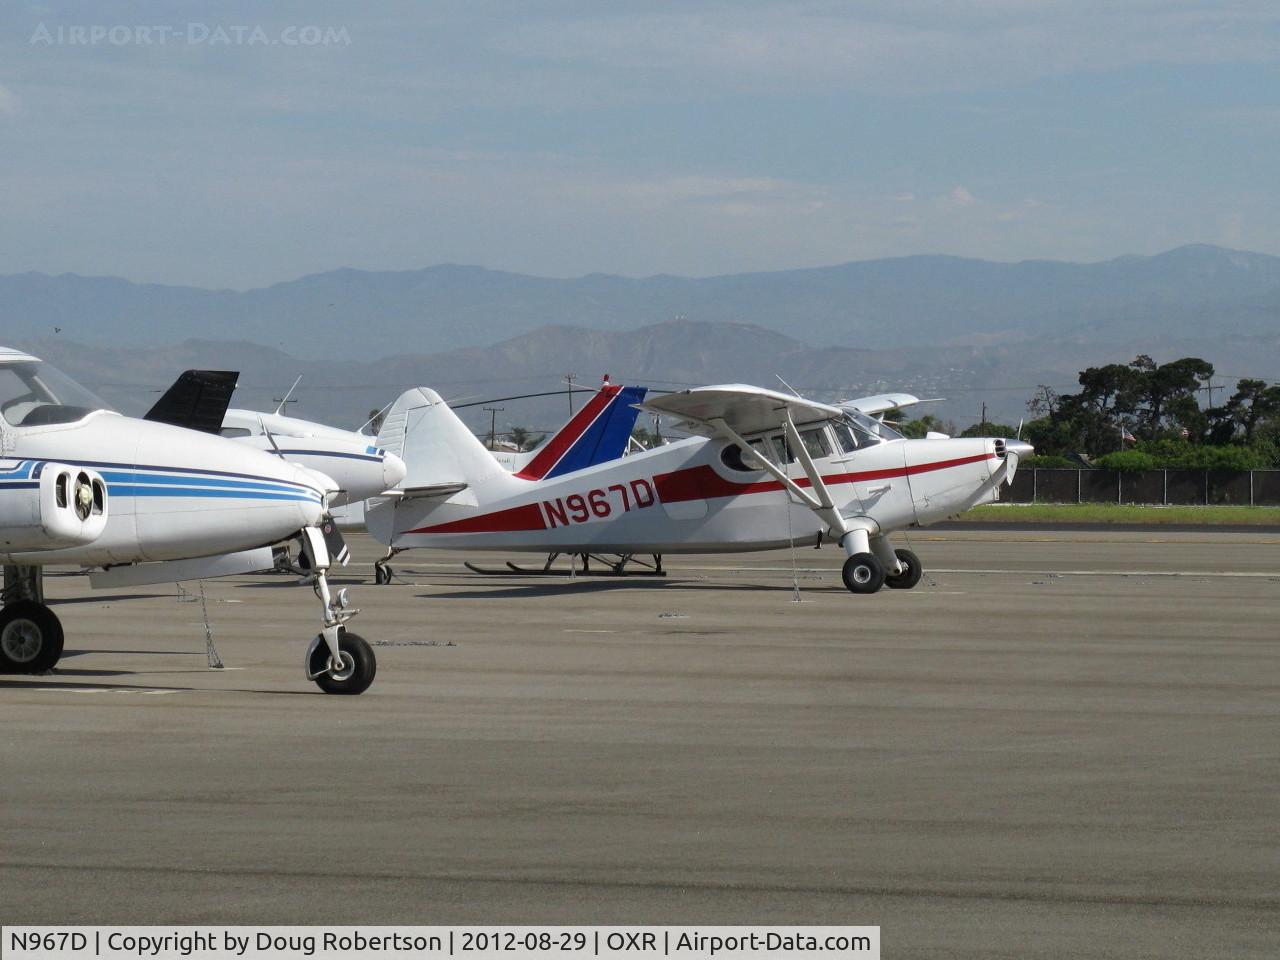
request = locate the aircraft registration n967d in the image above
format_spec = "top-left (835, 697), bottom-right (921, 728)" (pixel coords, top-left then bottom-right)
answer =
top-left (0, 347), bottom-right (377, 694)
top-left (366, 383), bottom-right (1032, 592)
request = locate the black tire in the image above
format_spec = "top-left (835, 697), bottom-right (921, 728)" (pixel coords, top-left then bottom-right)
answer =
top-left (885, 548), bottom-right (923, 590)
top-left (841, 553), bottom-right (885, 594)
top-left (374, 563), bottom-right (392, 585)
top-left (310, 629), bottom-right (376, 695)
top-left (0, 601), bottom-right (65, 673)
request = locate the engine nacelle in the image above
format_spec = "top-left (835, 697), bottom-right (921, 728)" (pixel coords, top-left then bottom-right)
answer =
top-left (0, 461), bottom-right (108, 552)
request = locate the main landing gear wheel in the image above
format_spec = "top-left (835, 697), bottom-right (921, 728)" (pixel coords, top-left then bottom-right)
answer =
top-left (841, 553), bottom-right (885, 595)
top-left (374, 563), bottom-right (392, 585)
top-left (885, 548), bottom-right (923, 590)
top-left (0, 601), bottom-right (65, 673)
top-left (309, 629), bottom-right (376, 695)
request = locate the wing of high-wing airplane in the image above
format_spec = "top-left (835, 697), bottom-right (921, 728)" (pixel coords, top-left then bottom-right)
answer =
top-left (640, 384), bottom-right (842, 436)
top-left (144, 370), bottom-right (239, 434)
top-left (842, 393), bottom-right (926, 416)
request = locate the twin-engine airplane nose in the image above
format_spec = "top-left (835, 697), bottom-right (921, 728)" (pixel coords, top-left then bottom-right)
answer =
top-left (129, 420), bottom-right (332, 561)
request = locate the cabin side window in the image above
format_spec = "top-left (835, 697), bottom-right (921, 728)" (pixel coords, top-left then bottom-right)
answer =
top-left (769, 434), bottom-right (795, 464)
top-left (799, 428), bottom-right (830, 460)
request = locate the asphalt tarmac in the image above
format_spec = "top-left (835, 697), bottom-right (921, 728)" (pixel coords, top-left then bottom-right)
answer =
top-left (2, 530), bottom-right (1278, 958)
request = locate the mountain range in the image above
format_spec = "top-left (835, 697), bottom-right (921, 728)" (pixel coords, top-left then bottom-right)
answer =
top-left (4, 244), bottom-right (1280, 432)
top-left (5, 244), bottom-right (1280, 361)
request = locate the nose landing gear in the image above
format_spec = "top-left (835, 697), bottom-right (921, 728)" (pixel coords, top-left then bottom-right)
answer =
top-left (296, 525), bottom-right (377, 695)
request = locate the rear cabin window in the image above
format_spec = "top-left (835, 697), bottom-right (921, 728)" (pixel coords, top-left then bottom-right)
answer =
top-left (219, 426), bottom-right (252, 439)
top-left (720, 443), bottom-right (762, 473)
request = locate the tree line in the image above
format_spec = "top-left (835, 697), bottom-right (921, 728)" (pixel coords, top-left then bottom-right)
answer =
top-left (898, 355), bottom-right (1280, 470)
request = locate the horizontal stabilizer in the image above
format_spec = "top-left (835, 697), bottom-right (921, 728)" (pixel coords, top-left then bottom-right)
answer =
top-left (144, 370), bottom-right (239, 434)
top-left (399, 482), bottom-right (469, 499)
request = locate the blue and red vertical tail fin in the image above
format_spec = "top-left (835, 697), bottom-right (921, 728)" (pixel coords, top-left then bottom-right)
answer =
top-left (515, 384), bottom-right (648, 481)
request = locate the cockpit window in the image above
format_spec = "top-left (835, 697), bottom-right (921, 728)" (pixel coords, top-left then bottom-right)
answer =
top-left (844, 409), bottom-right (903, 445)
top-left (219, 426), bottom-right (252, 439)
top-left (832, 423), bottom-right (859, 453)
top-left (0, 360), bottom-right (114, 426)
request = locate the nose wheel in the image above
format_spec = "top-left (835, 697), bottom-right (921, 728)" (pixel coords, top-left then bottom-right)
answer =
top-left (0, 600), bottom-right (64, 673)
top-left (307, 628), bottom-right (376, 695)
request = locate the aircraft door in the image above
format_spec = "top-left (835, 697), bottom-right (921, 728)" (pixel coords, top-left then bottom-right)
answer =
top-left (831, 423), bottom-right (917, 529)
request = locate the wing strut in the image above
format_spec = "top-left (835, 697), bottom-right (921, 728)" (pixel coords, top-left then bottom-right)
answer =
top-left (707, 413), bottom-right (878, 558)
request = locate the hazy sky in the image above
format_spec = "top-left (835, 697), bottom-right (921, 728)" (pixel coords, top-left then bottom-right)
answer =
top-left (2, 1), bottom-right (1279, 288)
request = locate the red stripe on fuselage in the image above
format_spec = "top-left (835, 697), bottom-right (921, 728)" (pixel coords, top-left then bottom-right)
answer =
top-left (409, 502), bottom-right (547, 534)
top-left (404, 452), bottom-right (996, 536)
top-left (515, 384), bottom-right (622, 480)
top-left (653, 452), bottom-right (995, 504)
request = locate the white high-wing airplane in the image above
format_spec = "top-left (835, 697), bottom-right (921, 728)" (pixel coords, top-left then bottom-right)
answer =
top-left (220, 408), bottom-right (407, 507)
top-left (0, 348), bottom-right (376, 694)
top-left (366, 383), bottom-right (1031, 592)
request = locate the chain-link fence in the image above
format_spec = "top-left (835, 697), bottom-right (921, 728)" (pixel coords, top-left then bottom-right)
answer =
top-left (1005, 469), bottom-right (1280, 505)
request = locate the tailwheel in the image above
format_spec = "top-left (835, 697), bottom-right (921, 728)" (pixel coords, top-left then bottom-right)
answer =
top-left (373, 562), bottom-right (392, 585)
top-left (308, 628), bottom-right (376, 695)
top-left (0, 601), bottom-right (65, 673)
top-left (841, 553), bottom-right (885, 595)
top-left (885, 548), bottom-right (923, 589)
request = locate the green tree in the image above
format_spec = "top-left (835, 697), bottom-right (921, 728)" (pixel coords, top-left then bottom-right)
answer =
top-left (507, 426), bottom-right (530, 451)
top-left (1223, 379), bottom-right (1280, 444)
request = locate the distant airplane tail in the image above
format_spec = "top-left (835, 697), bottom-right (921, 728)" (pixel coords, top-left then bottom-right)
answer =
top-left (144, 370), bottom-right (239, 434)
top-left (375, 387), bottom-right (520, 499)
top-left (514, 383), bottom-right (648, 480)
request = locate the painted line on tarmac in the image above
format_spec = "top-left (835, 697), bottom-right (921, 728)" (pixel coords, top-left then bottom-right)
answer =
top-left (932, 568), bottom-right (1280, 578)
top-left (399, 561), bottom-right (1280, 578)
top-left (28, 687), bottom-right (186, 695)
top-left (576, 563), bottom-right (1280, 578)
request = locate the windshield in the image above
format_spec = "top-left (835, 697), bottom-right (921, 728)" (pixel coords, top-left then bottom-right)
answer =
top-left (0, 359), bottom-right (114, 426)
top-left (844, 409), bottom-right (903, 445)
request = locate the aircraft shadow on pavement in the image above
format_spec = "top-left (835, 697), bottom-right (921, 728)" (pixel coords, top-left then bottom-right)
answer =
top-left (422, 578), bottom-right (847, 600)
top-left (52, 593), bottom-right (167, 605)
top-left (60, 648), bottom-right (206, 658)
top-left (0, 677), bottom-right (198, 692)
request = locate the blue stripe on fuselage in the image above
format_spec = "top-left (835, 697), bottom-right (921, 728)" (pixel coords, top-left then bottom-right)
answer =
top-left (545, 385), bottom-right (648, 479)
top-left (110, 485), bottom-right (319, 502)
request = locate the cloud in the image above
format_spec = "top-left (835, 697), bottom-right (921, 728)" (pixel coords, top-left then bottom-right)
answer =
top-left (0, 84), bottom-right (18, 116)
top-left (494, 2), bottom-right (1280, 97)
top-left (944, 185), bottom-right (977, 208)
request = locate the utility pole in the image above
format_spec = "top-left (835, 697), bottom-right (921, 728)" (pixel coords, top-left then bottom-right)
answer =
top-left (1202, 380), bottom-right (1218, 410)
top-left (483, 405), bottom-right (503, 450)
top-left (565, 373), bottom-right (577, 415)
top-left (980, 401), bottom-right (987, 430)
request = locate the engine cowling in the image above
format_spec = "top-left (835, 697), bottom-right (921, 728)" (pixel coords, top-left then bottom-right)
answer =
top-left (0, 461), bottom-right (108, 552)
